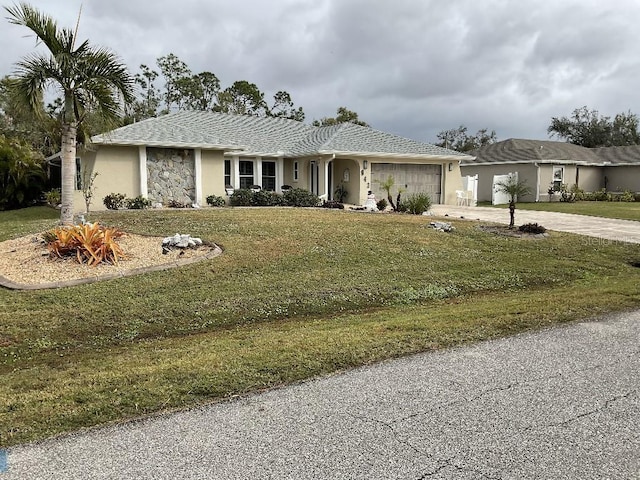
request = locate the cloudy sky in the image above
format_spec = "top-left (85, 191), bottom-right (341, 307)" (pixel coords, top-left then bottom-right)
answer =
top-left (3, 0), bottom-right (640, 144)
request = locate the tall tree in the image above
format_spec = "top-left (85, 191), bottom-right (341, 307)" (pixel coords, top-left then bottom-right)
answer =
top-left (268, 91), bottom-right (305, 121)
top-left (435, 125), bottom-right (497, 152)
top-left (6, 2), bottom-right (134, 224)
top-left (312, 106), bottom-right (369, 127)
top-left (214, 80), bottom-right (268, 116)
top-left (548, 106), bottom-right (640, 147)
top-left (156, 53), bottom-right (191, 113)
top-left (128, 64), bottom-right (161, 122)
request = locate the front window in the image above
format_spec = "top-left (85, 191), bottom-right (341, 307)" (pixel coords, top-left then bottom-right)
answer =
top-left (293, 161), bottom-right (299, 181)
top-left (224, 159), bottom-right (231, 187)
top-left (552, 166), bottom-right (564, 191)
top-left (239, 160), bottom-right (254, 189)
top-left (262, 161), bottom-right (276, 191)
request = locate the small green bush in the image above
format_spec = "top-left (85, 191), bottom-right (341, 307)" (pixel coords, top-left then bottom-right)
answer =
top-left (125, 195), bottom-right (151, 209)
top-left (229, 189), bottom-right (253, 206)
top-left (583, 188), bottom-right (610, 202)
top-left (401, 193), bottom-right (432, 215)
top-left (519, 223), bottom-right (546, 234)
top-left (619, 190), bottom-right (635, 202)
top-left (376, 198), bottom-right (388, 211)
top-left (103, 193), bottom-right (126, 210)
top-left (168, 199), bottom-right (187, 208)
top-left (322, 200), bottom-right (345, 209)
top-left (283, 188), bottom-right (320, 207)
top-left (251, 190), bottom-right (283, 206)
top-left (44, 188), bottom-right (61, 206)
top-left (206, 195), bottom-right (226, 207)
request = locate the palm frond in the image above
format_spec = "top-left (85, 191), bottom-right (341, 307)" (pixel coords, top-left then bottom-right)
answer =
top-left (5, 2), bottom-right (74, 55)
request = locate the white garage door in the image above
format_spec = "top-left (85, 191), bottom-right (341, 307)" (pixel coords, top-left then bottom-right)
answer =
top-left (371, 163), bottom-right (442, 204)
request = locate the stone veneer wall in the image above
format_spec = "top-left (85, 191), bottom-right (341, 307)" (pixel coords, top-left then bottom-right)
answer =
top-left (147, 148), bottom-right (195, 205)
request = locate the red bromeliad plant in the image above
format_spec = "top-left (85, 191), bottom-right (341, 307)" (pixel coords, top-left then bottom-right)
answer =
top-left (45, 223), bottom-right (127, 266)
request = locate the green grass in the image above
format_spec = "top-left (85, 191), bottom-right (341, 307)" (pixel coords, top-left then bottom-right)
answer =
top-left (485, 200), bottom-right (640, 221)
top-left (1, 206), bottom-right (640, 446)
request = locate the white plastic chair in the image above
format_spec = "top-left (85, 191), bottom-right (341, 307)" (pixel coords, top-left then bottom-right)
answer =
top-left (456, 190), bottom-right (469, 206)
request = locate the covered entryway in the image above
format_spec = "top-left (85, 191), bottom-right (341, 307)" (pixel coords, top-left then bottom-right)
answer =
top-left (370, 163), bottom-right (442, 204)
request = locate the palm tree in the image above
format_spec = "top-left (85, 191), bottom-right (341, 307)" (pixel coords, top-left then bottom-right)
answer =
top-left (495, 176), bottom-right (532, 228)
top-left (5, 3), bottom-right (134, 224)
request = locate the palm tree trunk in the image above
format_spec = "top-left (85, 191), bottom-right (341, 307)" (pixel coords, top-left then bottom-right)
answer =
top-left (60, 122), bottom-right (77, 225)
top-left (509, 202), bottom-right (516, 229)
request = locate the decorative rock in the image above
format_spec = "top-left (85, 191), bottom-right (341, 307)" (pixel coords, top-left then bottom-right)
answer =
top-left (162, 233), bottom-right (204, 250)
top-left (429, 221), bottom-right (455, 232)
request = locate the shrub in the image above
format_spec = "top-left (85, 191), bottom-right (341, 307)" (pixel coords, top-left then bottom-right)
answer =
top-left (519, 223), bottom-right (546, 234)
top-left (0, 136), bottom-right (46, 210)
top-left (376, 198), bottom-right (388, 211)
top-left (583, 188), bottom-right (610, 202)
top-left (322, 200), bottom-right (345, 209)
top-left (206, 194), bottom-right (226, 207)
top-left (401, 193), bottom-right (432, 215)
top-left (229, 188), bottom-right (253, 206)
top-left (619, 190), bottom-right (635, 202)
top-left (125, 195), bottom-right (151, 209)
top-left (44, 188), bottom-right (61, 207)
top-left (251, 189), bottom-right (283, 206)
top-left (334, 183), bottom-right (348, 203)
top-left (283, 188), bottom-right (320, 207)
top-left (45, 223), bottom-right (127, 266)
top-left (168, 199), bottom-right (187, 208)
top-left (103, 193), bottom-right (126, 210)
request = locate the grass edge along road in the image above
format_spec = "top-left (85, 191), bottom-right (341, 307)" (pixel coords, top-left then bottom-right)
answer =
top-left (1, 206), bottom-right (640, 446)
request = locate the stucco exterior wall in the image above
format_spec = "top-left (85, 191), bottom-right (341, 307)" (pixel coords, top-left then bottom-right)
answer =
top-left (577, 166), bottom-right (603, 192)
top-left (332, 158), bottom-right (359, 204)
top-left (201, 149), bottom-right (225, 198)
top-left (76, 145), bottom-right (139, 212)
top-left (442, 160), bottom-right (464, 205)
top-left (604, 166), bottom-right (640, 192)
top-left (461, 163), bottom-right (538, 203)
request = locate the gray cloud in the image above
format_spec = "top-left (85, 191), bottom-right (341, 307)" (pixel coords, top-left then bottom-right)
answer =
top-left (3, 0), bottom-right (640, 144)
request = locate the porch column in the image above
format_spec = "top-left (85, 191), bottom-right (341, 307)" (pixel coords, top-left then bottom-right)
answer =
top-left (233, 155), bottom-right (240, 190)
top-left (277, 156), bottom-right (284, 193)
top-left (138, 146), bottom-right (147, 198)
top-left (194, 148), bottom-right (202, 206)
top-left (256, 156), bottom-right (262, 188)
top-left (323, 159), bottom-right (329, 198)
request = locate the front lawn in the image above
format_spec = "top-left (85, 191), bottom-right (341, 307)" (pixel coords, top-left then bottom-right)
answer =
top-left (1, 206), bottom-right (640, 446)
top-left (488, 201), bottom-right (640, 222)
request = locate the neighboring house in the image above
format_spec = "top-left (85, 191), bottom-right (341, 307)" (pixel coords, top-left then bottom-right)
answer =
top-left (461, 139), bottom-right (640, 203)
top-left (75, 111), bottom-right (471, 211)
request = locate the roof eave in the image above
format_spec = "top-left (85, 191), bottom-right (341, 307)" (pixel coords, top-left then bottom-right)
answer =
top-left (91, 138), bottom-right (245, 151)
top-left (317, 150), bottom-right (471, 161)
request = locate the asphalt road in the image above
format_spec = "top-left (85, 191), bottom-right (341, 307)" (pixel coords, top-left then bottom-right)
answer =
top-left (4, 311), bottom-right (639, 479)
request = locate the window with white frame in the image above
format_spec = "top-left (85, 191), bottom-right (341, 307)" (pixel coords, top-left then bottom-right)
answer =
top-left (552, 166), bottom-right (564, 191)
top-left (262, 161), bottom-right (276, 191)
top-left (293, 161), bottom-right (299, 181)
top-left (239, 160), bottom-right (254, 189)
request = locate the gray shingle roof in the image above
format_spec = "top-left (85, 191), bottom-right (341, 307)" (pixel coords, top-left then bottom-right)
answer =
top-left (92, 111), bottom-right (469, 159)
top-left (463, 139), bottom-right (602, 165)
top-left (591, 145), bottom-right (640, 165)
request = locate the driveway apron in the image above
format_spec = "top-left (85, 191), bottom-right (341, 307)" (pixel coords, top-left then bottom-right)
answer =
top-left (430, 205), bottom-right (640, 244)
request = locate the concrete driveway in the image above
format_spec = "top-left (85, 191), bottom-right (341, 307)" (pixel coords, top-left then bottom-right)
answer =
top-left (4, 310), bottom-right (639, 479)
top-left (430, 205), bottom-right (640, 244)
